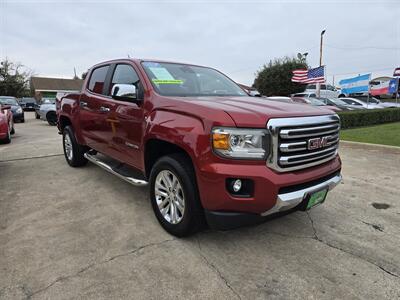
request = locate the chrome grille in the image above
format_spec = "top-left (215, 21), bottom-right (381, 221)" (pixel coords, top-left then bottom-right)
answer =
top-left (267, 115), bottom-right (340, 172)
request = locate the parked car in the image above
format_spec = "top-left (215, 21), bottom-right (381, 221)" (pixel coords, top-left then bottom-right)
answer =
top-left (0, 96), bottom-right (25, 122)
top-left (292, 97), bottom-right (342, 112)
top-left (340, 97), bottom-right (385, 110)
top-left (57, 58), bottom-right (342, 237)
top-left (19, 97), bottom-right (37, 111)
top-left (316, 98), bottom-right (360, 111)
top-left (352, 95), bottom-right (400, 108)
top-left (37, 98), bottom-right (57, 125)
top-left (295, 84), bottom-right (344, 98)
top-left (0, 103), bottom-right (15, 144)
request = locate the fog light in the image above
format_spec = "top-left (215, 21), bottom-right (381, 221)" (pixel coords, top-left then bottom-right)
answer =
top-left (232, 179), bottom-right (242, 192)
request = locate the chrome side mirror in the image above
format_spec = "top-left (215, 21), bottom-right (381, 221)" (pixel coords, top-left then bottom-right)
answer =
top-left (111, 84), bottom-right (137, 101)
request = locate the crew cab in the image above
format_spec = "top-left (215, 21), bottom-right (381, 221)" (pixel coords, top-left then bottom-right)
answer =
top-left (57, 59), bottom-right (342, 237)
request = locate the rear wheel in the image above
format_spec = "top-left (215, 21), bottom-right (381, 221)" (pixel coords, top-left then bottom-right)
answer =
top-left (62, 126), bottom-right (88, 167)
top-left (0, 127), bottom-right (11, 144)
top-left (149, 154), bottom-right (205, 237)
top-left (47, 111), bottom-right (57, 126)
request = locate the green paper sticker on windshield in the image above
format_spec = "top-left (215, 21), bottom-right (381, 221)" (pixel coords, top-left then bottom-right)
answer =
top-left (149, 67), bottom-right (175, 80)
top-left (152, 79), bottom-right (183, 84)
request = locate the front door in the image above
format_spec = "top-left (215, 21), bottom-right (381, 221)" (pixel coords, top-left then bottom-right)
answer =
top-left (105, 63), bottom-right (145, 169)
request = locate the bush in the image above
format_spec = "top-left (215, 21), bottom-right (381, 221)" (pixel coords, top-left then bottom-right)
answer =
top-left (338, 108), bottom-right (400, 129)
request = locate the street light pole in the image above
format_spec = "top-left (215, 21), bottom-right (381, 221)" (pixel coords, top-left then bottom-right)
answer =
top-left (317, 29), bottom-right (326, 97)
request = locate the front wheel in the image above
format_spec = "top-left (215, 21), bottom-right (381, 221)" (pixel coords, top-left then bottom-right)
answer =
top-left (149, 154), bottom-right (205, 237)
top-left (47, 111), bottom-right (57, 126)
top-left (62, 126), bottom-right (88, 167)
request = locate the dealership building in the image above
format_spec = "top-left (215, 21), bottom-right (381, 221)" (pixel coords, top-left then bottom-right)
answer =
top-left (30, 77), bottom-right (83, 101)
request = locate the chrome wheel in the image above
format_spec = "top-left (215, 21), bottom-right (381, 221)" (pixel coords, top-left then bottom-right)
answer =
top-left (155, 170), bottom-right (185, 224)
top-left (64, 133), bottom-right (73, 161)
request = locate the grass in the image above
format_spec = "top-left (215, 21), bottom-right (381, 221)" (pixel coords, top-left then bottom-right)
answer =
top-left (340, 122), bottom-right (400, 147)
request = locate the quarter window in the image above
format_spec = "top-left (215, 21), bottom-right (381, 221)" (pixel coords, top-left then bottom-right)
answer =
top-left (88, 65), bottom-right (109, 95)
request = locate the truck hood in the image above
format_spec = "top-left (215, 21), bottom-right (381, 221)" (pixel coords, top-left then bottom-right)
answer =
top-left (171, 96), bottom-right (335, 127)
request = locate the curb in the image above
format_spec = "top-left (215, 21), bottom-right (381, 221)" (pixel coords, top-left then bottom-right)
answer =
top-left (340, 140), bottom-right (400, 150)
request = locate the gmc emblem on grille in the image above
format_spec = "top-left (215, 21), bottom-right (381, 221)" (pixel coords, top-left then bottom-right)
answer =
top-left (308, 136), bottom-right (330, 150)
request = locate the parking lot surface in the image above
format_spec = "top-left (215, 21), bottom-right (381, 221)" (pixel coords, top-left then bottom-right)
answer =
top-left (1, 112), bottom-right (399, 299)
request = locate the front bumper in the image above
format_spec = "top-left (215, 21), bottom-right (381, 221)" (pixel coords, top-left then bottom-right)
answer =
top-left (12, 112), bottom-right (24, 121)
top-left (260, 173), bottom-right (341, 216)
top-left (204, 171), bottom-right (342, 230)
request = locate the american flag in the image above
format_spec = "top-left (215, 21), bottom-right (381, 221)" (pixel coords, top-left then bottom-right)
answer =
top-left (291, 66), bottom-right (325, 84)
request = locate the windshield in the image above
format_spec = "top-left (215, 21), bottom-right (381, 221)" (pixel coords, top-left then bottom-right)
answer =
top-left (42, 98), bottom-right (56, 104)
top-left (308, 98), bottom-right (326, 106)
top-left (0, 98), bottom-right (18, 105)
top-left (141, 61), bottom-right (247, 97)
top-left (329, 98), bottom-right (347, 105)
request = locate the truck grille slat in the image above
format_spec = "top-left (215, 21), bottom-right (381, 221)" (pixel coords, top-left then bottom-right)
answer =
top-left (267, 115), bottom-right (340, 172)
top-left (280, 124), bottom-right (340, 139)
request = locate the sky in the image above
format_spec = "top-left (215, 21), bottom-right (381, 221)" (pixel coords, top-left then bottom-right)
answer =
top-left (1, 0), bottom-right (399, 86)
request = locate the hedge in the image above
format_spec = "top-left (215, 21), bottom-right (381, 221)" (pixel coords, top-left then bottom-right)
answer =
top-left (338, 108), bottom-right (400, 129)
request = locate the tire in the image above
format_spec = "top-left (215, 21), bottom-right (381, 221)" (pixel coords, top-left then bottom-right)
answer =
top-left (0, 128), bottom-right (11, 144)
top-left (35, 112), bottom-right (40, 119)
top-left (10, 126), bottom-right (15, 135)
top-left (47, 111), bottom-right (57, 126)
top-left (20, 118), bottom-right (25, 123)
top-left (62, 126), bottom-right (88, 167)
top-left (149, 153), bottom-right (205, 237)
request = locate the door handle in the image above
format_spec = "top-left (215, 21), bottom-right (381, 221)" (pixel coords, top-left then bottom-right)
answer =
top-left (80, 101), bottom-right (88, 108)
top-left (99, 106), bottom-right (110, 113)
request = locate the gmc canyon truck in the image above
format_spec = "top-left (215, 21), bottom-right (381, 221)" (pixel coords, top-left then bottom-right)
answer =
top-left (57, 59), bottom-right (342, 237)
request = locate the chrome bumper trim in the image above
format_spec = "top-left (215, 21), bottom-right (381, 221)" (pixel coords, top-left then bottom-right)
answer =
top-left (260, 174), bottom-right (342, 216)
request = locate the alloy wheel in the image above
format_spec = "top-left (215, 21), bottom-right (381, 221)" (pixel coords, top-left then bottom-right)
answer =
top-left (64, 133), bottom-right (73, 161)
top-left (155, 170), bottom-right (185, 224)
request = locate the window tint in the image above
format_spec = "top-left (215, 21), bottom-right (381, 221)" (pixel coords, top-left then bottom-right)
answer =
top-left (307, 84), bottom-right (316, 89)
top-left (88, 65), bottom-right (109, 94)
top-left (110, 64), bottom-right (140, 93)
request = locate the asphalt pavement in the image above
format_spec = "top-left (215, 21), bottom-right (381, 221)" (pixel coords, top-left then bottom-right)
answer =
top-left (0, 112), bottom-right (399, 299)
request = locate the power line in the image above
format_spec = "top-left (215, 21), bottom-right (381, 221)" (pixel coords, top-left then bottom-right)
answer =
top-left (325, 44), bottom-right (400, 51)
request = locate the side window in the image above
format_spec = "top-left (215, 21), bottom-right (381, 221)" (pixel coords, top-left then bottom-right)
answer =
top-left (88, 65), bottom-right (109, 95)
top-left (320, 84), bottom-right (326, 89)
top-left (110, 64), bottom-right (140, 94)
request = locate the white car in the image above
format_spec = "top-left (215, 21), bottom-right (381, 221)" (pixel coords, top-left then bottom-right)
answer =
top-left (340, 97), bottom-right (385, 110)
top-left (302, 84), bottom-right (344, 98)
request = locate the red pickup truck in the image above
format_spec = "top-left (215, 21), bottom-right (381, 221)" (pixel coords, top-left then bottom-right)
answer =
top-left (57, 59), bottom-right (342, 237)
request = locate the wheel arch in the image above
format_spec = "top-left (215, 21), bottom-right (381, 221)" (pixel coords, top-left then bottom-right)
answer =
top-left (144, 138), bottom-right (195, 180)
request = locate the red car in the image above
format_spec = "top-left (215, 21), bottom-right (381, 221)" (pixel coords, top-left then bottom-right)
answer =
top-left (58, 59), bottom-right (342, 236)
top-left (0, 104), bottom-right (14, 144)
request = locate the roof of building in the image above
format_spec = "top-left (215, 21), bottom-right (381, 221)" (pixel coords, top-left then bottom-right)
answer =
top-left (31, 77), bottom-right (83, 92)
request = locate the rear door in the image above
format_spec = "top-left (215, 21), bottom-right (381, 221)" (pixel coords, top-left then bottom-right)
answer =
top-left (79, 64), bottom-right (114, 154)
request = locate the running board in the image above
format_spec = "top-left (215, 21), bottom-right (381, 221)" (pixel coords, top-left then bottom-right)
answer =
top-left (84, 152), bottom-right (148, 186)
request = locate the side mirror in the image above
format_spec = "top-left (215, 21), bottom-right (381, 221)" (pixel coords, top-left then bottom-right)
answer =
top-left (1, 105), bottom-right (11, 111)
top-left (111, 84), bottom-right (139, 102)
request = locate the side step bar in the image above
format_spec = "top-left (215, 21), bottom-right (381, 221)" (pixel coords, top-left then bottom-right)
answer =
top-left (84, 152), bottom-right (148, 186)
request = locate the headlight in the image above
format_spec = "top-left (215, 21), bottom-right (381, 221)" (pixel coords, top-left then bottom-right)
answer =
top-left (17, 107), bottom-right (23, 113)
top-left (212, 127), bottom-right (269, 159)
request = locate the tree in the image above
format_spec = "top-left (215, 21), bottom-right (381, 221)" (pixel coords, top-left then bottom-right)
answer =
top-left (253, 56), bottom-right (308, 96)
top-left (0, 58), bottom-right (32, 97)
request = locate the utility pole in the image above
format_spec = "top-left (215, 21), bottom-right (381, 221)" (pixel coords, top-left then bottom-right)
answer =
top-left (316, 29), bottom-right (326, 98)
